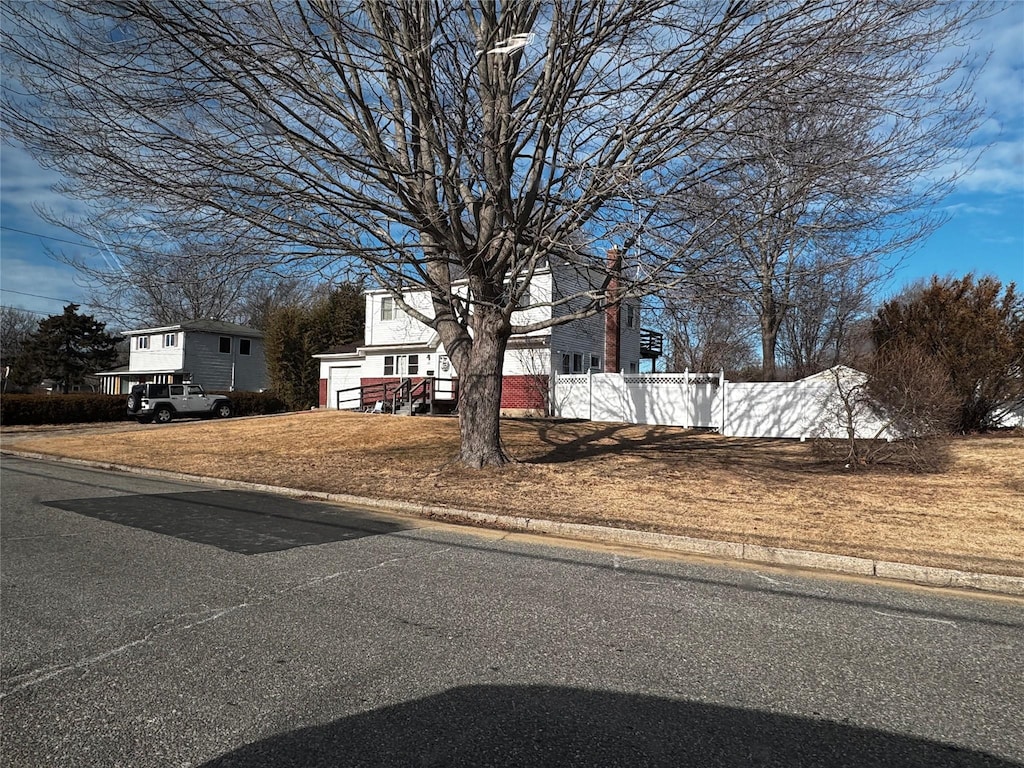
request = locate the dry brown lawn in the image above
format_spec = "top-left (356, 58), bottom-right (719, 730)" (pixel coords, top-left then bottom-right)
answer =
top-left (3, 411), bottom-right (1022, 576)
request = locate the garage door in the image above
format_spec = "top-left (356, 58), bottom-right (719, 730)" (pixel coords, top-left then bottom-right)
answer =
top-left (329, 365), bottom-right (362, 410)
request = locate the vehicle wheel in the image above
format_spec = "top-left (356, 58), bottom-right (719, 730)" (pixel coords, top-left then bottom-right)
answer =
top-left (154, 406), bottom-right (173, 424)
top-left (214, 402), bottom-right (233, 419)
top-left (127, 394), bottom-right (139, 412)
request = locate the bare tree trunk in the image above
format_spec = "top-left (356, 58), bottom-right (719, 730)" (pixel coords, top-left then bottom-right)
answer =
top-left (444, 306), bottom-right (511, 469)
top-left (759, 289), bottom-right (783, 380)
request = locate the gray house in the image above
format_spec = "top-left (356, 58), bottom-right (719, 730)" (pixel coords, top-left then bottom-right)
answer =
top-left (97, 320), bottom-right (268, 395)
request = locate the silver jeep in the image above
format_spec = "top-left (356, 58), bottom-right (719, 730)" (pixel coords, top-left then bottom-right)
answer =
top-left (127, 383), bottom-right (233, 424)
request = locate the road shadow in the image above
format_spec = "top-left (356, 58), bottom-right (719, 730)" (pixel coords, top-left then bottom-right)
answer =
top-left (201, 684), bottom-right (1020, 767)
top-left (46, 490), bottom-right (408, 554)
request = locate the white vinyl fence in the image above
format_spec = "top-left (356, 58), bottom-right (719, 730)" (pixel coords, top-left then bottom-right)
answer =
top-left (551, 367), bottom-right (898, 440)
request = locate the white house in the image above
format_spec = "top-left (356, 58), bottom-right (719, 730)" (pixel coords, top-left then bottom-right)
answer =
top-left (97, 319), bottom-right (268, 394)
top-left (315, 262), bottom-right (662, 416)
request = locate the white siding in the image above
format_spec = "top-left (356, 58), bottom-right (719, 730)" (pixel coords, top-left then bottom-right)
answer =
top-left (365, 291), bottom-right (436, 346)
top-left (128, 334), bottom-right (185, 372)
top-left (353, 265), bottom-right (640, 381)
top-left (509, 272), bottom-right (553, 334)
top-left (503, 346), bottom-right (551, 377)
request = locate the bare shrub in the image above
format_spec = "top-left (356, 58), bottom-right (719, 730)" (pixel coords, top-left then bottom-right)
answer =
top-left (813, 347), bottom-right (958, 472)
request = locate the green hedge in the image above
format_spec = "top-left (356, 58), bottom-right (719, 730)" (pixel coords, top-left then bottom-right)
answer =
top-left (210, 390), bottom-right (288, 416)
top-left (1, 391), bottom-right (289, 425)
top-left (0, 394), bottom-right (128, 425)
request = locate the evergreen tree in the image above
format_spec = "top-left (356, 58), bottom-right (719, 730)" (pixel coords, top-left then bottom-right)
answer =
top-left (14, 304), bottom-right (122, 393)
top-left (264, 285), bottom-right (364, 410)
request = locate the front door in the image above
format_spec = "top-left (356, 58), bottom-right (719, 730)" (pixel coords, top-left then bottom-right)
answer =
top-left (434, 355), bottom-right (455, 400)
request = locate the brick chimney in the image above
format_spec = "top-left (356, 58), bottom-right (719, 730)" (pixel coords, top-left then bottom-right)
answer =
top-left (604, 247), bottom-right (621, 373)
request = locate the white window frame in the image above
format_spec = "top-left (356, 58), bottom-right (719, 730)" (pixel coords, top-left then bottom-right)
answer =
top-left (219, 336), bottom-right (231, 354)
top-left (239, 338), bottom-right (251, 356)
top-left (380, 296), bottom-right (396, 321)
top-left (137, 336), bottom-right (150, 350)
top-left (163, 333), bottom-right (177, 348)
top-left (572, 353), bottom-right (584, 374)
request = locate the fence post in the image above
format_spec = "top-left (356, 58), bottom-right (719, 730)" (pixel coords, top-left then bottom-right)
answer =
top-left (719, 369), bottom-right (726, 435)
top-left (587, 368), bottom-right (593, 422)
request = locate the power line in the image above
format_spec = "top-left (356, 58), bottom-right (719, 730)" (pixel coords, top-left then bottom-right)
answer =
top-left (0, 289), bottom-right (121, 317)
top-left (0, 303), bottom-right (52, 317)
top-left (0, 288), bottom-right (77, 304)
top-left (0, 225), bottom-right (100, 250)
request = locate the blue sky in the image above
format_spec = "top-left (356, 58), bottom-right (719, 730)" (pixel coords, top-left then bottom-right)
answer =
top-left (2, 6), bottom-right (1022, 324)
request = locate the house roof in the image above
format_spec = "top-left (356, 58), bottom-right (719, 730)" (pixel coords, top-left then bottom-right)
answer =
top-left (126, 319), bottom-right (264, 338)
top-left (317, 342), bottom-right (360, 355)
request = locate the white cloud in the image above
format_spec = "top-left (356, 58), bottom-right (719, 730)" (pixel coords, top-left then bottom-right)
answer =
top-left (943, 6), bottom-right (1024, 194)
top-left (956, 139), bottom-right (1024, 194)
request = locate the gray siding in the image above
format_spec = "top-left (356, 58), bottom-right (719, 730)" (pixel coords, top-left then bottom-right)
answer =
top-left (548, 268), bottom-right (641, 373)
top-left (182, 331), bottom-right (268, 391)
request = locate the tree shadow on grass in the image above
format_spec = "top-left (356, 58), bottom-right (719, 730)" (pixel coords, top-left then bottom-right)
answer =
top-left (202, 684), bottom-right (1020, 768)
top-left (518, 419), bottom-right (813, 473)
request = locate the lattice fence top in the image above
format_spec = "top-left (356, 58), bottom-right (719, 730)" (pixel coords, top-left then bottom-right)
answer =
top-left (622, 375), bottom-right (720, 386)
top-left (556, 373), bottom-right (720, 386)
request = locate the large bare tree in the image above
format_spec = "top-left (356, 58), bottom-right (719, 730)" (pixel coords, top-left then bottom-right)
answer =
top-left (661, 4), bottom-right (986, 379)
top-left (2, 0), bottom-right (988, 465)
top-left (776, 258), bottom-right (881, 379)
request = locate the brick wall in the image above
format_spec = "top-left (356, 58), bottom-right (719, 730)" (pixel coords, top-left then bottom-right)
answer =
top-left (361, 377), bottom-right (404, 408)
top-left (500, 374), bottom-right (548, 411)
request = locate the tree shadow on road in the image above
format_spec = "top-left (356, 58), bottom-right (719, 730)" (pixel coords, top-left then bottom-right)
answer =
top-left (202, 684), bottom-right (1019, 767)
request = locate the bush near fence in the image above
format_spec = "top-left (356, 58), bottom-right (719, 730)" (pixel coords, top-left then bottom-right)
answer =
top-left (1, 391), bottom-right (288, 425)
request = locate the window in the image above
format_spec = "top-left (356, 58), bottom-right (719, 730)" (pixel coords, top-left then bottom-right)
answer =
top-left (380, 296), bottom-right (396, 321)
top-left (187, 385), bottom-right (203, 395)
top-left (169, 385), bottom-right (184, 396)
top-left (239, 339), bottom-right (251, 356)
top-left (219, 337), bottom-right (231, 354)
top-left (507, 280), bottom-right (531, 309)
top-left (591, 354), bottom-right (601, 372)
top-left (163, 333), bottom-right (177, 347)
top-left (384, 354), bottom-right (418, 377)
top-left (137, 336), bottom-right (150, 350)
top-left (561, 354), bottom-right (571, 374)
top-left (572, 353), bottom-right (584, 373)
top-left (626, 304), bottom-right (637, 329)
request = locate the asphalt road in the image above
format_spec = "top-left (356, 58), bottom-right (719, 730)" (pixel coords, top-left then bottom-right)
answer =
top-left (1, 455), bottom-right (1022, 768)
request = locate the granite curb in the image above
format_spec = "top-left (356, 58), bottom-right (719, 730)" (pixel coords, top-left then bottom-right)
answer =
top-left (5, 448), bottom-right (1022, 597)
